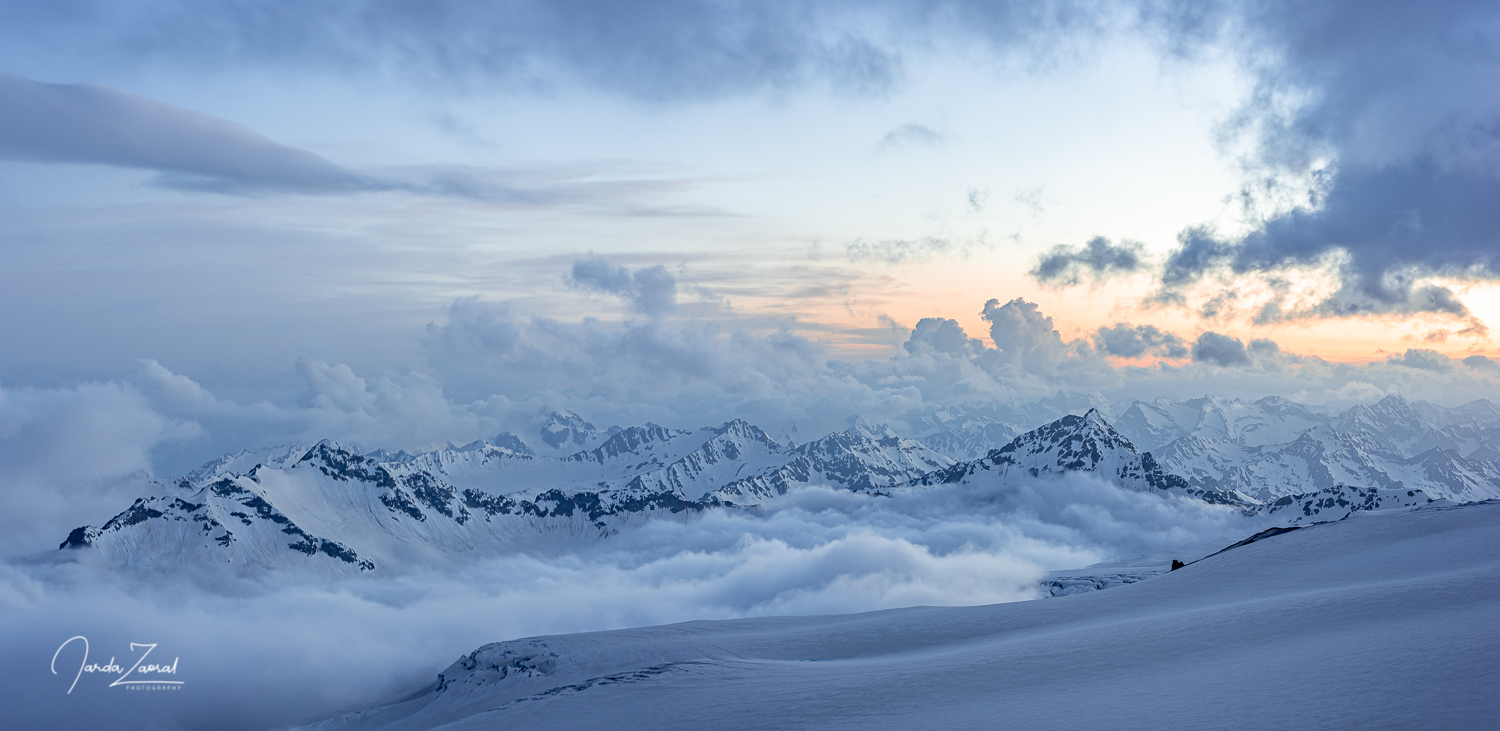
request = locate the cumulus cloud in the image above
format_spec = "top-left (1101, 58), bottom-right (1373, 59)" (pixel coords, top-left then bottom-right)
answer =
top-left (1384, 348), bottom-right (1454, 372)
top-left (1463, 355), bottom-right (1500, 373)
top-left (982, 298), bottom-right (1071, 372)
top-left (569, 257), bottom-right (678, 317)
top-left (119, 270), bottom-right (1481, 473)
top-left (903, 318), bottom-right (987, 358)
top-left (1094, 323), bottom-right (1188, 359)
top-left (1, 475), bottom-right (1258, 730)
top-left (0, 255), bottom-right (1488, 495)
top-left (1190, 331), bottom-right (1252, 368)
top-left (75, 272), bottom-right (1500, 486)
top-left (1031, 236), bottom-right (1145, 286)
top-left (0, 72), bottom-right (372, 193)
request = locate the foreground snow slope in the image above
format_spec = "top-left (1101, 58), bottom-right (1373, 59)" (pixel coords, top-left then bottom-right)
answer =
top-left (306, 502), bottom-right (1500, 731)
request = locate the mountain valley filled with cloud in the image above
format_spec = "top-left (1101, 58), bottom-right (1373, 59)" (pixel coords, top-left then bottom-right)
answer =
top-left (4, 1), bottom-right (1500, 728)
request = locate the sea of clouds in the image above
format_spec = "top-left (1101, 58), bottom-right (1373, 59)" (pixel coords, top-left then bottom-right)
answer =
top-left (2, 472), bottom-right (1260, 730)
top-left (0, 288), bottom-right (1490, 729)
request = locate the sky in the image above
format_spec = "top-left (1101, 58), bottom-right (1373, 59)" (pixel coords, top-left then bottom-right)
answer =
top-left (3, 4), bottom-right (1500, 728)
top-left (1, 0), bottom-right (1499, 475)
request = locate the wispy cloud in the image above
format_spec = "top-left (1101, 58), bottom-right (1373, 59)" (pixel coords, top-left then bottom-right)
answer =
top-left (877, 123), bottom-right (944, 151)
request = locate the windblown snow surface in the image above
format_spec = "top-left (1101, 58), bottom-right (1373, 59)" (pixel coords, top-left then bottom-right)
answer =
top-left (308, 502), bottom-right (1500, 731)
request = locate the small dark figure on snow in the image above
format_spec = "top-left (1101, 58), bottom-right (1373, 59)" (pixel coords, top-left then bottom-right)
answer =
top-left (1170, 559), bottom-right (1186, 571)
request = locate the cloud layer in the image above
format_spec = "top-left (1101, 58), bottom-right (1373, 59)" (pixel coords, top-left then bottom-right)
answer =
top-left (0, 254), bottom-right (1485, 486)
top-left (7, 256), bottom-right (1474, 489)
top-left (2, 474), bottom-right (1257, 730)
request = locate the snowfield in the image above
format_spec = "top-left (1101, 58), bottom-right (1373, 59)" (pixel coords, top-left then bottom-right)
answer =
top-left (305, 501), bottom-right (1500, 731)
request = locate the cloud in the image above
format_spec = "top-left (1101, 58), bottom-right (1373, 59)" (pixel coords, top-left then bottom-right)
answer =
top-left (3, 255), bottom-right (1489, 486)
top-left (1463, 355), bottom-right (1500, 373)
top-left (1159, 226), bottom-right (1235, 291)
top-left (1384, 348), bottom-right (1454, 372)
top-left (1031, 236), bottom-right (1145, 286)
top-left (1, 474), bottom-right (1259, 730)
top-left (982, 298), bottom-right (1063, 368)
top-left (568, 257), bottom-right (679, 317)
top-left (1155, 1), bottom-right (1500, 318)
top-left (903, 318), bottom-right (987, 358)
top-left (1094, 323), bottom-right (1188, 359)
top-left (7, 2), bottom-right (1132, 102)
top-left (1190, 331), bottom-right (1252, 367)
top-left (877, 123), bottom-right (944, 150)
top-left (0, 381), bottom-right (198, 556)
top-left (982, 297), bottom-right (1090, 374)
top-left (0, 72), bottom-right (373, 194)
top-left (1458, 318), bottom-right (1491, 339)
top-left (845, 236), bottom-right (956, 264)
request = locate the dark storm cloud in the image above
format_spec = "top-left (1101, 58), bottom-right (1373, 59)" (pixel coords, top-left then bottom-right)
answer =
top-left (1093, 323), bottom-right (1188, 359)
top-left (0, 72), bottom-right (373, 193)
top-left (1031, 236), bottom-right (1145, 287)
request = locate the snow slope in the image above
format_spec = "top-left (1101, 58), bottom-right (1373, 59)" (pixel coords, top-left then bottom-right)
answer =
top-left (1140, 395), bottom-right (1500, 502)
top-left (913, 409), bottom-right (1247, 504)
top-left (60, 419), bottom-right (956, 572)
top-left (1113, 394), bottom-right (1329, 452)
top-left (304, 501), bottom-right (1500, 731)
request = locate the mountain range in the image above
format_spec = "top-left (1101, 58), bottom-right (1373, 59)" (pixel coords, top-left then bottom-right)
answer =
top-left (59, 395), bottom-right (1499, 573)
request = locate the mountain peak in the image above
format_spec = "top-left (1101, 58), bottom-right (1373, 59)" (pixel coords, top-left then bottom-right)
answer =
top-left (540, 410), bottom-right (599, 449)
top-left (986, 410), bottom-right (1140, 473)
top-left (708, 419), bottom-right (775, 445)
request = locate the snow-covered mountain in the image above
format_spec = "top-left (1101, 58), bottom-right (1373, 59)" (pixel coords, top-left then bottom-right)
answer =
top-left (912, 410), bottom-right (1247, 505)
top-left (905, 409), bottom-right (1452, 523)
top-left (59, 418), bottom-right (956, 573)
top-left (908, 405), bottom-right (1023, 460)
top-left (709, 422), bottom-right (955, 504)
top-left (1142, 394), bottom-right (1500, 503)
top-left (1113, 395), bottom-right (1329, 453)
top-left (297, 501), bottom-right (1500, 731)
top-left (58, 395), bottom-right (1498, 574)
